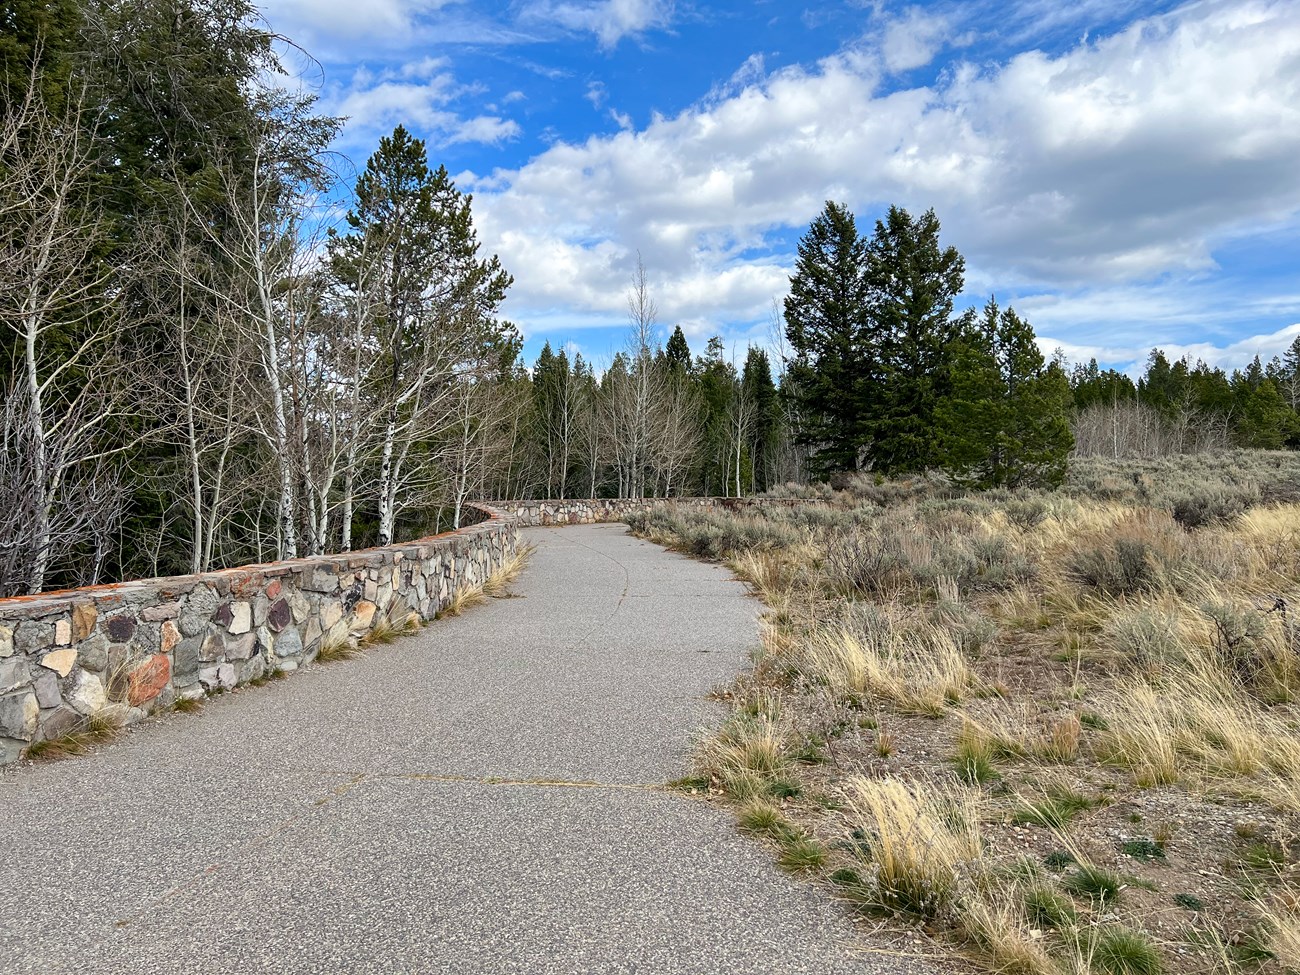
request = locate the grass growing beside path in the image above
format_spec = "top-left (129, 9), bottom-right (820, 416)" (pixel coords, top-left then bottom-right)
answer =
top-left (633, 452), bottom-right (1300, 975)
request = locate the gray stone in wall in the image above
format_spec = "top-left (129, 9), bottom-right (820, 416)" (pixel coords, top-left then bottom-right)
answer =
top-left (140, 602), bottom-right (180, 622)
top-left (253, 594), bottom-right (270, 628)
top-left (173, 636), bottom-right (201, 685)
top-left (224, 631), bottom-right (257, 661)
top-left (200, 631), bottom-right (224, 663)
top-left (0, 689), bottom-right (38, 740)
top-left (38, 704), bottom-right (81, 741)
top-left (274, 625), bottom-right (302, 659)
top-left (77, 632), bottom-right (108, 672)
top-left (0, 737), bottom-right (23, 765)
top-left (199, 663), bottom-right (236, 692)
top-left (0, 623), bottom-right (13, 657)
top-left (236, 654), bottom-right (265, 684)
top-left (227, 602), bottom-right (252, 636)
top-left (14, 622), bottom-right (54, 655)
top-left (287, 590), bottom-right (310, 625)
top-left (67, 670), bottom-right (107, 715)
top-left (255, 626), bottom-right (274, 656)
top-left (304, 568), bottom-right (340, 594)
top-left (303, 617), bottom-right (322, 653)
top-left (180, 586), bottom-right (219, 637)
top-left (33, 673), bottom-right (60, 709)
top-left (0, 657), bottom-right (28, 695)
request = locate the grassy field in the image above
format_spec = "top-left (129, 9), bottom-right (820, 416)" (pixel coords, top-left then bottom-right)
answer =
top-left (630, 450), bottom-right (1300, 975)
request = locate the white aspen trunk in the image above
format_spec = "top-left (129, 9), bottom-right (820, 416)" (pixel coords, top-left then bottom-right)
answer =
top-left (376, 409), bottom-right (398, 546)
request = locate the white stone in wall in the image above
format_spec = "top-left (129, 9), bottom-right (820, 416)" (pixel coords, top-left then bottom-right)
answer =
top-left (68, 671), bottom-right (108, 715)
top-left (228, 602), bottom-right (252, 635)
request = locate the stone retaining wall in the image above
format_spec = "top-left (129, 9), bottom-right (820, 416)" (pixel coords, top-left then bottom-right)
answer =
top-left (0, 504), bottom-right (518, 765)
top-left (495, 496), bottom-right (810, 527)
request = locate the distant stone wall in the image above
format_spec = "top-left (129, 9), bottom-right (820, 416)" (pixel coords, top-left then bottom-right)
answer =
top-left (0, 504), bottom-right (518, 765)
top-left (495, 496), bottom-right (810, 527)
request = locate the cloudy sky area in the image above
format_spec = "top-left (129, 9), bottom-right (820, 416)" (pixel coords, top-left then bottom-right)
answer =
top-left (261, 0), bottom-right (1300, 374)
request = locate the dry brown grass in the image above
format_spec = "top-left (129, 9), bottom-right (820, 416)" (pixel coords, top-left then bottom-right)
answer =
top-left (628, 457), bottom-right (1300, 975)
top-left (801, 623), bottom-right (981, 717)
top-left (440, 582), bottom-right (486, 618)
top-left (842, 775), bottom-right (982, 918)
top-left (24, 708), bottom-right (126, 762)
top-left (1258, 887), bottom-right (1300, 970)
top-left (483, 543), bottom-right (536, 598)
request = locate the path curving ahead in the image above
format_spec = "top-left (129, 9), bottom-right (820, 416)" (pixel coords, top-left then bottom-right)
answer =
top-left (1, 525), bottom-right (923, 975)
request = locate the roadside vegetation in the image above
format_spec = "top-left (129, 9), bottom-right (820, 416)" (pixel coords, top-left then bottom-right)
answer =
top-left (631, 451), bottom-right (1300, 975)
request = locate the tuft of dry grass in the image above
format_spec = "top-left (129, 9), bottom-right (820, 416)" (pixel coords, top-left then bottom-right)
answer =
top-left (361, 607), bottom-right (422, 646)
top-left (1257, 887), bottom-right (1300, 970)
top-left (23, 708), bottom-right (125, 762)
top-left (801, 623), bottom-right (981, 717)
top-left (316, 630), bottom-right (363, 662)
top-left (483, 544), bottom-right (535, 598)
top-left (842, 775), bottom-right (983, 918)
top-left (440, 583), bottom-right (486, 618)
top-left (959, 892), bottom-right (1060, 975)
top-left (699, 716), bottom-right (790, 778)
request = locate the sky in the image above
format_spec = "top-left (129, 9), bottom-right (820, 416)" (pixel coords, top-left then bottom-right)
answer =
top-left (260, 0), bottom-right (1300, 376)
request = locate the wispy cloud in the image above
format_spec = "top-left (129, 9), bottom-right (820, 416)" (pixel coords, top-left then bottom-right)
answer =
top-left (519, 0), bottom-right (676, 49)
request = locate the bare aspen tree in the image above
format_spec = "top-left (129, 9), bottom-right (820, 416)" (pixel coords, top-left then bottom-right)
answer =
top-left (0, 83), bottom-right (137, 593)
top-left (175, 92), bottom-right (338, 560)
top-left (622, 256), bottom-right (665, 498)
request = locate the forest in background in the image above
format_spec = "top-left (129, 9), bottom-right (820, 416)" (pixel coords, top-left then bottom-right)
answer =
top-left (5, 0), bottom-right (1300, 597)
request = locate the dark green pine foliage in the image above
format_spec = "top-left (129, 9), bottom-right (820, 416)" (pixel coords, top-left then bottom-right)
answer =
top-left (741, 347), bottom-right (781, 492)
top-left (330, 124), bottom-right (514, 359)
top-left (783, 201), bottom-right (872, 476)
top-left (864, 205), bottom-right (966, 475)
top-left (938, 297), bottom-right (1073, 488)
top-left (694, 336), bottom-right (736, 495)
top-left (1232, 356), bottom-right (1296, 449)
top-left (1069, 358), bottom-right (1137, 408)
top-left (665, 325), bottom-right (692, 374)
top-left (0, 0), bottom-right (81, 115)
top-left (532, 341), bottom-right (576, 497)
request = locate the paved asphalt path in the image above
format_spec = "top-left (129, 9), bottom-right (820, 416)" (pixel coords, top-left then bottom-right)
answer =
top-left (1, 525), bottom-right (927, 975)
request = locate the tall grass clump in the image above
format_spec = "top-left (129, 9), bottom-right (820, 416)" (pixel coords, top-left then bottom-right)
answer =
top-left (696, 715), bottom-right (793, 799)
top-left (802, 622), bottom-right (980, 716)
top-left (842, 775), bottom-right (982, 918)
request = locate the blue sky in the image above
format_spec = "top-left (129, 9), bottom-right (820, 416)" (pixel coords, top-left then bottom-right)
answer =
top-left (262, 0), bottom-right (1300, 375)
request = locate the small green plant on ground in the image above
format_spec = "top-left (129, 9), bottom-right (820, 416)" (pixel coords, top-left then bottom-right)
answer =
top-left (1085, 927), bottom-right (1164, 975)
top-left (1062, 864), bottom-right (1123, 904)
top-left (1023, 885), bottom-right (1078, 929)
top-left (1013, 784), bottom-right (1098, 829)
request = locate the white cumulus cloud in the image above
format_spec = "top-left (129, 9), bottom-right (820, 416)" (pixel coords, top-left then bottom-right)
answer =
top-left (464, 0), bottom-right (1300, 356)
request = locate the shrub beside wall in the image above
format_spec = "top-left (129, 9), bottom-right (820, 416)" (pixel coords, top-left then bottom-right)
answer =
top-left (0, 505), bottom-right (517, 765)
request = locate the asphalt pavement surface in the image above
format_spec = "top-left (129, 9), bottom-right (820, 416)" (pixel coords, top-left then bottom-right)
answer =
top-left (1, 524), bottom-right (930, 974)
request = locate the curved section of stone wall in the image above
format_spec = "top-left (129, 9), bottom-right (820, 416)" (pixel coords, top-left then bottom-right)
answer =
top-left (0, 504), bottom-right (518, 765)
top-left (494, 496), bottom-right (811, 526)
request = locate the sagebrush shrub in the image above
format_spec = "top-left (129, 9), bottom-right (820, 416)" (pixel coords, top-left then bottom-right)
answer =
top-left (1068, 538), bottom-right (1156, 595)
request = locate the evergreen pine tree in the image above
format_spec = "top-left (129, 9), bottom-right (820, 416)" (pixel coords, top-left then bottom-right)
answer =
top-left (665, 325), bottom-right (691, 374)
top-left (938, 298), bottom-right (1072, 488)
top-left (741, 347), bottom-right (780, 492)
top-left (783, 201), bottom-right (871, 476)
top-left (864, 206), bottom-right (966, 474)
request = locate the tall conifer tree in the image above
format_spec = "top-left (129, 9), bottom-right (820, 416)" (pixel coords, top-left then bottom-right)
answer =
top-left (783, 201), bottom-right (872, 475)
